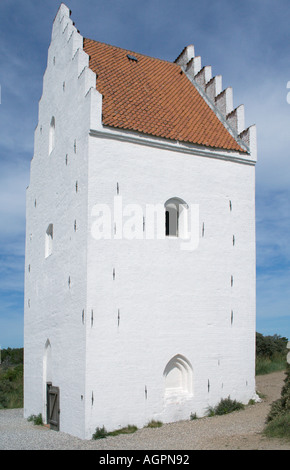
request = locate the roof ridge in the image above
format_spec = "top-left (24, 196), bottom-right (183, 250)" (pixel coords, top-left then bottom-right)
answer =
top-left (84, 37), bottom-right (178, 66)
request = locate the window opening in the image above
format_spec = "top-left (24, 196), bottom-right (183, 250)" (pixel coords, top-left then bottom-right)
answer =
top-left (164, 198), bottom-right (189, 238)
top-left (49, 117), bottom-right (55, 155)
top-left (45, 224), bottom-right (53, 258)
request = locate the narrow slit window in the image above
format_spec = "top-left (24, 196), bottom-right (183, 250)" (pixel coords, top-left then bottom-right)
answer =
top-left (165, 211), bottom-right (170, 236)
top-left (49, 117), bottom-right (55, 155)
top-left (45, 224), bottom-right (53, 258)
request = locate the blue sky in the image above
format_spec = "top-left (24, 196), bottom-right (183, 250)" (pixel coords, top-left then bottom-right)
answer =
top-left (0, 0), bottom-right (289, 348)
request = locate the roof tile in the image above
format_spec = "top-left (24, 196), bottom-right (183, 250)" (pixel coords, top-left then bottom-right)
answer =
top-left (83, 38), bottom-right (245, 153)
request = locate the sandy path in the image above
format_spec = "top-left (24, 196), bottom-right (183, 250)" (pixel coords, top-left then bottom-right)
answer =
top-left (0, 370), bottom-right (289, 450)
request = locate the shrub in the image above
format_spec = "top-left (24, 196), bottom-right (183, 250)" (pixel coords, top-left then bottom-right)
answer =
top-left (92, 426), bottom-right (108, 440)
top-left (27, 414), bottom-right (43, 426)
top-left (264, 413), bottom-right (290, 440)
top-left (256, 333), bottom-right (288, 360)
top-left (1, 348), bottom-right (23, 367)
top-left (207, 396), bottom-right (244, 416)
top-left (255, 333), bottom-right (288, 375)
top-left (216, 397), bottom-right (244, 415)
top-left (0, 363), bottom-right (23, 409)
top-left (264, 365), bottom-right (290, 440)
top-left (266, 365), bottom-right (290, 423)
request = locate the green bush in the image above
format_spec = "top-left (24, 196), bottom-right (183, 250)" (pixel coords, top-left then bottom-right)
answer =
top-left (264, 365), bottom-right (290, 440)
top-left (27, 414), bottom-right (43, 426)
top-left (256, 333), bottom-right (287, 360)
top-left (255, 333), bottom-right (288, 375)
top-left (1, 348), bottom-right (23, 366)
top-left (92, 426), bottom-right (108, 440)
top-left (207, 396), bottom-right (244, 417)
top-left (0, 363), bottom-right (23, 409)
top-left (264, 413), bottom-right (290, 440)
top-left (0, 348), bottom-right (24, 410)
top-left (266, 365), bottom-right (290, 423)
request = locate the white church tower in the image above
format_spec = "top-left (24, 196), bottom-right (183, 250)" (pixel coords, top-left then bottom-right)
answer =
top-left (24, 3), bottom-right (257, 439)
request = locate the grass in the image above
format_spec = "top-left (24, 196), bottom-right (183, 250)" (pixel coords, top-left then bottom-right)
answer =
top-left (92, 424), bottom-right (138, 440)
top-left (92, 421), bottom-right (163, 439)
top-left (145, 420), bottom-right (163, 428)
top-left (256, 356), bottom-right (287, 376)
top-left (107, 424), bottom-right (138, 436)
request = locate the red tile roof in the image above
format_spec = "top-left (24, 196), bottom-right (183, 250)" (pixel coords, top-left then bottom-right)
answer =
top-left (83, 38), bottom-right (245, 153)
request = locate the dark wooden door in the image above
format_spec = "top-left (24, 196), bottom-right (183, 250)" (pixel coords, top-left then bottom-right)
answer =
top-left (47, 385), bottom-right (60, 431)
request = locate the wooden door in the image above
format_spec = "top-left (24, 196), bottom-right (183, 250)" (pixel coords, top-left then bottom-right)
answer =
top-left (47, 385), bottom-right (60, 431)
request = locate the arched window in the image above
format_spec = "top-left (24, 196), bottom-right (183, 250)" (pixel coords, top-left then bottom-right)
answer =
top-left (45, 224), bottom-right (53, 258)
top-left (163, 354), bottom-right (193, 398)
top-left (49, 117), bottom-right (55, 155)
top-left (164, 198), bottom-right (189, 238)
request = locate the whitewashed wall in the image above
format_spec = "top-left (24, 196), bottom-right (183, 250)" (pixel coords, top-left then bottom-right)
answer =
top-left (85, 132), bottom-right (256, 437)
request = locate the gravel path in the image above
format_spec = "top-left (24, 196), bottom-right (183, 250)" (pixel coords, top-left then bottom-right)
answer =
top-left (1, 370), bottom-right (289, 450)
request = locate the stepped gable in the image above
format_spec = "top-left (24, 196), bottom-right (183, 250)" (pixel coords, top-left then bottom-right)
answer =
top-left (175, 45), bottom-right (256, 157)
